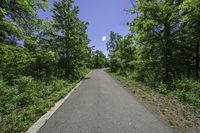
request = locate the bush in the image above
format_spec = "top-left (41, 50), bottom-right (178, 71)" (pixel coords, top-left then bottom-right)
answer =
top-left (173, 78), bottom-right (200, 93)
top-left (172, 78), bottom-right (200, 106)
top-left (157, 83), bottom-right (169, 94)
top-left (0, 44), bottom-right (34, 84)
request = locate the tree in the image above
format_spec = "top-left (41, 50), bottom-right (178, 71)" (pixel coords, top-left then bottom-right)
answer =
top-left (52, 0), bottom-right (90, 78)
top-left (93, 50), bottom-right (107, 68)
top-left (107, 0), bottom-right (200, 89)
top-left (179, 0), bottom-right (200, 78)
top-left (107, 32), bottom-right (136, 74)
top-left (0, 0), bottom-right (48, 45)
top-left (0, 0), bottom-right (49, 82)
top-left (127, 0), bottom-right (188, 87)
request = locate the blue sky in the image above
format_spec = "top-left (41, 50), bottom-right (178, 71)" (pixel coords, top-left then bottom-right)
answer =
top-left (38, 0), bottom-right (134, 56)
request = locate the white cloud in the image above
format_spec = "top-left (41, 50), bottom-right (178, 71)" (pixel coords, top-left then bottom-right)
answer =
top-left (102, 36), bottom-right (107, 42)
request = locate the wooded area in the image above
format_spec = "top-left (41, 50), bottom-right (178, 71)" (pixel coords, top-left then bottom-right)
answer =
top-left (0, 0), bottom-right (107, 82)
top-left (0, 0), bottom-right (199, 132)
top-left (0, 0), bottom-right (107, 132)
top-left (107, 0), bottom-right (200, 107)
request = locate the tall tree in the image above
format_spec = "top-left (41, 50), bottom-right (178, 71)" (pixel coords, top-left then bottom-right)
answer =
top-left (179, 0), bottom-right (200, 78)
top-left (129, 0), bottom-right (181, 85)
top-left (52, 0), bottom-right (90, 78)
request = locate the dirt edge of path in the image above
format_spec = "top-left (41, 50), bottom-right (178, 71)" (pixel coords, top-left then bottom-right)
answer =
top-left (107, 71), bottom-right (200, 133)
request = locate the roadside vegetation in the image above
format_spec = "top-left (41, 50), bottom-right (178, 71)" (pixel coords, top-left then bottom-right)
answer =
top-left (107, 0), bottom-right (200, 107)
top-left (0, 77), bottom-right (85, 133)
top-left (0, 0), bottom-right (107, 132)
top-left (106, 0), bottom-right (200, 132)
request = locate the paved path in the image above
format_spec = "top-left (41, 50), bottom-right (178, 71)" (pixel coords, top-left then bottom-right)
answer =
top-left (38, 69), bottom-right (175, 133)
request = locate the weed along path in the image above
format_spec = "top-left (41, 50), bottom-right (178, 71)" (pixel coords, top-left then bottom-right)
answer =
top-left (36, 69), bottom-right (175, 133)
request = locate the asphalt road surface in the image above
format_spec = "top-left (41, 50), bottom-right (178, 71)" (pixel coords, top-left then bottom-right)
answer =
top-left (38, 69), bottom-right (175, 133)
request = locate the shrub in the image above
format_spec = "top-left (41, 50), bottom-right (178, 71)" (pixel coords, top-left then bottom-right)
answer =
top-left (172, 78), bottom-right (200, 106)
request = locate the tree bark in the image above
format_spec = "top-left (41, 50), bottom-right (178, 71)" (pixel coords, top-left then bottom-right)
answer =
top-left (195, 42), bottom-right (199, 79)
top-left (163, 22), bottom-right (172, 86)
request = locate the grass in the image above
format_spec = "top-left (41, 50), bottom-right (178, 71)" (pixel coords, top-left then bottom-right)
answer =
top-left (0, 69), bottom-right (90, 133)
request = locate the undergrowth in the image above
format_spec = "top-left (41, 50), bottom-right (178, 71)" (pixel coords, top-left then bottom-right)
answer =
top-left (0, 69), bottom-right (89, 133)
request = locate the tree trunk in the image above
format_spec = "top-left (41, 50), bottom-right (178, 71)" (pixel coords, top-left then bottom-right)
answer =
top-left (195, 42), bottom-right (199, 79)
top-left (163, 47), bottom-right (172, 84)
top-left (163, 22), bottom-right (172, 86)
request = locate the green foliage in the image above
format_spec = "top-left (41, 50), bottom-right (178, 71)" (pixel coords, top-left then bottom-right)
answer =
top-left (51, 0), bottom-right (91, 79)
top-left (0, 0), bottom-right (96, 132)
top-left (107, 33), bottom-right (135, 73)
top-left (0, 0), bottom-right (95, 82)
top-left (172, 78), bottom-right (200, 106)
top-left (107, 0), bottom-right (200, 106)
top-left (0, 44), bottom-right (34, 83)
top-left (0, 0), bottom-right (48, 45)
top-left (27, 48), bottom-right (59, 79)
top-left (0, 76), bottom-right (87, 133)
top-left (92, 50), bottom-right (107, 68)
